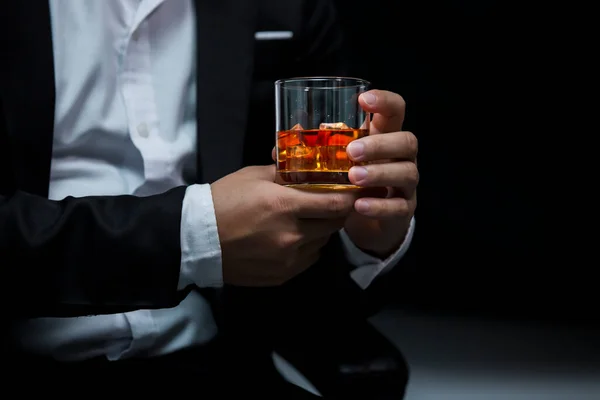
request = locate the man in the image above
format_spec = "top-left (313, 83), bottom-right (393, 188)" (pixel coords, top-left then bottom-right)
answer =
top-left (0, 0), bottom-right (417, 397)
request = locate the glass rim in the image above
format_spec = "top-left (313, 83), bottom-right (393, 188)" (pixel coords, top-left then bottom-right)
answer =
top-left (275, 76), bottom-right (371, 90)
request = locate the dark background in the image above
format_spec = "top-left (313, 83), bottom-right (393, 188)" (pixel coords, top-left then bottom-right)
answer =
top-left (334, 1), bottom-right (589, 325)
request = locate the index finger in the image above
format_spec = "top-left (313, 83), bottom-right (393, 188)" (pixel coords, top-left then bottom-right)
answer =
top-left (287, 188), bottom-right (363, 219)
top-left (359, 90), bottom-right (406, 134)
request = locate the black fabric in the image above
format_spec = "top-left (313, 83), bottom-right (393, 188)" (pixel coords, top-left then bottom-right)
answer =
top-left (12, 319), bottom-right (408, 399)
top-left (13, 342), bottom-right (320, 398)
top-left (221, 236), bottom-right (409, 398)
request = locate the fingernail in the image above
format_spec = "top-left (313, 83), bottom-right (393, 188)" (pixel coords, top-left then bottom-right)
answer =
top-left (355, 199), bottom-right (370, 214)
top-left (351, 166), bottom-right (368, 183)
top-left (361, 92), bottom-right (376, 106)
top-left (347, 141), bottom-right (364, 160)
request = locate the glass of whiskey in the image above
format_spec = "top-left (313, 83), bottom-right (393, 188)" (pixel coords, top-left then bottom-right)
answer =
top-left (275, 77), bottom-right (370, 190)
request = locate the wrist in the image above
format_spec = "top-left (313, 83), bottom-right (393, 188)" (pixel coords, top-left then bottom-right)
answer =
top-left (357, 233), bottom-right (407, 260)
top-left (347, 217), bottom-right (411, 259)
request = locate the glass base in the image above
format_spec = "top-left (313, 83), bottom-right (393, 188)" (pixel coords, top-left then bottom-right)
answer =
top-left (282, 183), bottom-right (361, 191)
top-left (275, 171), bottom-right (360, 190)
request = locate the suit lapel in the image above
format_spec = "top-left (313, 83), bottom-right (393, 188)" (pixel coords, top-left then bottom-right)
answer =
top-left (1, 1), bottom-right (55, 197)
top-left (193, 0), bottom-right (258, 183)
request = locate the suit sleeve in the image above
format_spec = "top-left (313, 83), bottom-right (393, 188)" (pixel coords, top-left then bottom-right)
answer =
top-left (0, 187), bottom-right (188, 319)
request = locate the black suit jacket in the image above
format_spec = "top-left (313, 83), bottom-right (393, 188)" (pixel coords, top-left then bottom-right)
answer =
top-left (0, 0), bottom-right (402, 322)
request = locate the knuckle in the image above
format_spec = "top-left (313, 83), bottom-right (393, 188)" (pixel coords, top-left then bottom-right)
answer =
top-left (366, 201), bottom-right (382, 217)
top-left (327, 194), bottom-right (351, 215)
top-left (405, 163), bottom-right (420, 186)
top-left (383, 91), bottom-right (405, 112)
top-left (397, 94), bottom-right (407, 110)
top-left (277, 231), bottom-right (302, 249)
top-left (395, 199), bottom-right (411, 217)
top-left (365, 164), bottom-right (381, 183)
top-left (365, 136), bottom-right (380, 157)
top-left (404, 131), bottom-right (418, 156)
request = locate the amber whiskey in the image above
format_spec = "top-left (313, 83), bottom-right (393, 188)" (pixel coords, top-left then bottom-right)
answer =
top-left (275, 124), bottom-right (368, 190)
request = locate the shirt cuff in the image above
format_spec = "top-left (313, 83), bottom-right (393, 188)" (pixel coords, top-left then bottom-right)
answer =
top-left (178, 184), bottom-right (223, 289)
top-left (340, 217), bottom-right (415, 290)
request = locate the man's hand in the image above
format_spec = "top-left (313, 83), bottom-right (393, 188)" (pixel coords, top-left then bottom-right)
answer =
top-left (343, 90), bottom-right (418, 258)
top-left (211, 165), bottom-right (361, 286)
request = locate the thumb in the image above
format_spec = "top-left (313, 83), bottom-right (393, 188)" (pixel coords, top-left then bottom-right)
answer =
top-left (241, 164), bottom-right (276, 181)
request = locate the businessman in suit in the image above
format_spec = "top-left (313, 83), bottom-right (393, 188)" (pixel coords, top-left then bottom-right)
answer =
top-left (0, 0), bottom-right (417, 397)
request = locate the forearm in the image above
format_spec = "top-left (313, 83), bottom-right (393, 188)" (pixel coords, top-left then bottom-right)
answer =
top-left (0, 187), bottom-right (187, 318)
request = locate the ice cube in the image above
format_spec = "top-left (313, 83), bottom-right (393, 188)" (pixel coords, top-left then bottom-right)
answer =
top-left (287, 145), bottom-right (316, 170)
top-left (278, 131), bottom-right (301, 147)
top-left (291, 123), bottom-right (304, 130)
top-left (288, 145), bottom-right (313, 158)
top-left (319, 122), bottom-right (349, 130)
top-left (278, 129), bottom-right (304, 161)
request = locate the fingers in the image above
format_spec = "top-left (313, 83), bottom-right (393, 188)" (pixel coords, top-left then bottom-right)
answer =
top-left (346, 131), bottom-right (418, 162)
top-left (348, 161), bottom-right (419, 191)
top-left (358, 90), bottom-right (406, 133)
top-left (354, 197), bottom-right (415, 219)
top-left (271, 146), bottom-right (277, 162)
top-left (289, 189), bottom-right (362, 219)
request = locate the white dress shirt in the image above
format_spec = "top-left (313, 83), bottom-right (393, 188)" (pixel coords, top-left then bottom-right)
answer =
top-left (12, 0), bottom-right (414, 362)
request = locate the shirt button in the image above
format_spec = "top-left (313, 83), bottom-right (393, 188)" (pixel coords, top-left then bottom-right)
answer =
top-left (137, 122), bottom-right (149, 138)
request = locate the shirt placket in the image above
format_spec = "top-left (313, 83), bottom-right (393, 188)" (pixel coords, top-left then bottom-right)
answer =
top-left (121, 5), bottom-right (173, 185)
